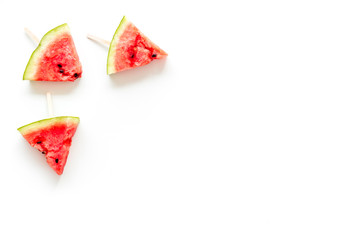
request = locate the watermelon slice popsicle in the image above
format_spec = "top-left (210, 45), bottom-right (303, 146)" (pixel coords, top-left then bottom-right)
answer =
top-left (17, 106), bottom-right (80, 175)
top-left (18, 29), bottom-right (80, 175)
top-left (87, 16), bottom-right (167, 75)
top-left (23, 24), bottom-right (82, 82)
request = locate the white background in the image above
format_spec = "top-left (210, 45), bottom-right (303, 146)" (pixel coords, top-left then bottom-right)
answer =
top-left (0, 0), bottom-right (360, 239)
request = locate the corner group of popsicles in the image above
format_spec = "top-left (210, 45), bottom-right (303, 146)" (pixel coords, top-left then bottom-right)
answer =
top-left (19, 16), bottom-right (167, 175)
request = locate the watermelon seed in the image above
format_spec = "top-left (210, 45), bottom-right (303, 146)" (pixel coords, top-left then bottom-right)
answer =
top-left (55, 158), bottom-right (59, 164)
top-left (152, 53), bottom-right (157, 58)
top-left (130, 54), bottom-right (135, 58)
top-left (36, 141), bottom-right (42, 144)
top-left (74, 73), bottom-right (78, 78)
top-left (57, 64), bottom-right (62, 68)
top-left (42, 151), bottom-right (46, 154)
top-left (59, 69), bottom-right (64, 73)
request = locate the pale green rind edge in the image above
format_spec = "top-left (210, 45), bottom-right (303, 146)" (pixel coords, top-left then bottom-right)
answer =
top-left (107, 16), bottom-right (130, 75)
top-left (23, 23), bottom-right (70, 80)
top-left (17, 116), bottom-right (80, 135)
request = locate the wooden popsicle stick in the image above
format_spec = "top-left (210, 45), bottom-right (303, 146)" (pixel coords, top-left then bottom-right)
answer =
top-left (24, 27), bottom-right (40, 44)
top-left (46, 92), bottom-right (54, 118)
top-left (87, 34), bottom-right (110, 47)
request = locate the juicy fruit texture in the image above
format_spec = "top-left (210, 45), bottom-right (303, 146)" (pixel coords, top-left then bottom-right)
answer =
top-left (23, 24), bottom-right (82, 82)
top-left (107, 16), bottom-right (167, 74)
top-left (18, 116), bottom-right (80, 175)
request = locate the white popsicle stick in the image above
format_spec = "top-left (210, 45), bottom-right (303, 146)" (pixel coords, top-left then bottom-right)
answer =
top-left (87, 34), bottom-right (110, 47)
top-left (24, 27), bottom-right (40, 44)
top-left (46, 92), bottom-right (54, 118)
top-left (25, 28), bottom-right (55, 118)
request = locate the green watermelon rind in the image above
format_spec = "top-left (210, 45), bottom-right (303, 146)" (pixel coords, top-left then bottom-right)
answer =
top-left (17, 116), bottom-right (80, 135)
top-left (23, 23), bottom-right (70, 81)
top-left (107, 16), bottom-right (130, 75)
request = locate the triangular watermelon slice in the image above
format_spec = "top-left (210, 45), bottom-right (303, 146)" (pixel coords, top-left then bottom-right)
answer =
top-left (18, 116), bottom-right (80, 175)
top-left (107, 16), bottom-right (167, 75)
top-left (23, 24), bottom-right (82, 82)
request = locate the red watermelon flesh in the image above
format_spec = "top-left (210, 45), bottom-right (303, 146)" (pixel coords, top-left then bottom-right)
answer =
top-left (107, 16), bottom-right (167, 74)
top-left (18, 116), bottom-right (79, 175)
top-left (23, 24), bottom-right (82, 82)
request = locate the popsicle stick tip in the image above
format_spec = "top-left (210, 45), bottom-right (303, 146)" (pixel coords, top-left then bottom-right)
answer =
top-left (87, 34), bottom-right (110, 46)
top-left (24, 28), bottom-right (40, 44)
